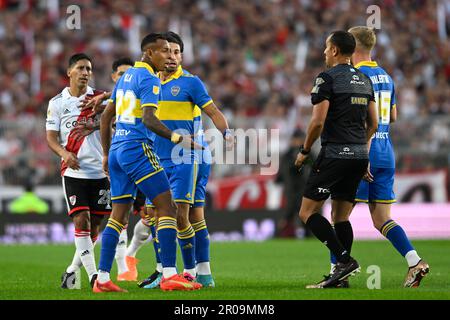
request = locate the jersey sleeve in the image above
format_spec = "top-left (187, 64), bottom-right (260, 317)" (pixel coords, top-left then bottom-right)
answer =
top-left (189, 76), bottom-right (213, 109)
top-left (311, 72), bottom-right (333, 105)
top-left (45, 98), bottom-right (61, 131)
top-left (109, 82), bottom-right (118, 105)
top-left (391, 82), bottom-right (396, 109)
top-left (139, 73), bottom-right (160, 109)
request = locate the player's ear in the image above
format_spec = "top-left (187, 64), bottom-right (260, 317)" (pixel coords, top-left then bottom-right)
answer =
top-left (66, 67), bottom-right (72, 78)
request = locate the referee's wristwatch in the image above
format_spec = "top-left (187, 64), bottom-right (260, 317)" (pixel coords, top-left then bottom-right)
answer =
top-left (299, 145), bottom-right (310, 155)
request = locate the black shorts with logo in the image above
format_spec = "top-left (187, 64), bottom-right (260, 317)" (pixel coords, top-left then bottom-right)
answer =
top-left (303, 144), bottom-right (368, 203)
top-left (62, 176), bottom-right (112, 217)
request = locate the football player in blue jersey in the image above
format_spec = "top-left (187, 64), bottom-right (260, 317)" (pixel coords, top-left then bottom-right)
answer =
top-left (327, 27), bottom-right (429, 288)
top-left (137, 31), bottom-right (233, 289)
top-left (94, 33), bottom-right (202, 292)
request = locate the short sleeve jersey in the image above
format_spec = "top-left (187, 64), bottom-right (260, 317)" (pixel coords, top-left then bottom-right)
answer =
top-left (311, 63), bottom-right (375, 145)
top-left (153, 66), bottom-right (213, 166)
top-left (355, 61), bottom-right (396, 168)
top-left (46, 86), bottom-right (106, 179)
top-left (109, 61), bottom-right (161, 149)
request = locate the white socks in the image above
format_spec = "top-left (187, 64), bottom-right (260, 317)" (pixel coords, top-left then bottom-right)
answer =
top-left (74, 230), bottom-right (97, 281)
top-left (405, 250), bottom-right (421, 267)
top-left (163, 267), bottom-right (177, 279)
top-left (196, 262), bottom-right (211, 276)
top-left (115, 228), bottom-right (128, 274)
top-left (126, 219), bottom-right (151, 257)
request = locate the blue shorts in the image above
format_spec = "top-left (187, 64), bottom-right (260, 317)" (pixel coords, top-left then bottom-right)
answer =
top-left (355, 167), bottom-right (396, 203)
top-left (146, 162), bottom-right (198, 207)
top-left (109, 141), bottom-right (170, 204)
top-left (193, 162), bottom-right (211, 208)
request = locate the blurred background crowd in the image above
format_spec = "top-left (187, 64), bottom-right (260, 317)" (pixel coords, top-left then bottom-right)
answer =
top-left (0, 0), bottom-right (449, 187)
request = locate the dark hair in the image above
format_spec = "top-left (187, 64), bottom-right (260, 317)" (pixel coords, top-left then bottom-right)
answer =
top-left (112, 57), bottom-right (134, 72)
top-left (329, 31), bottom-right (356, 56)
top-left (140, 32), bottom-right (167, 52)
top-left (166, 31), bottom-right (184, 53)
top-left (68, 53), bottom-right (92, 68)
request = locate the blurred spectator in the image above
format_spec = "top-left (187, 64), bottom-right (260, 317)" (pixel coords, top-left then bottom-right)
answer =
top-left (8, 180), bottom-right (49, 214)
top-left (275, 129), bottom-right (319, 238)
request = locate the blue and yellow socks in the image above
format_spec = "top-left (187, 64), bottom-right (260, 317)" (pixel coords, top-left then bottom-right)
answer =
top-left (380, 220), bottom-right (420, 267)
top-left (149, 217), bottom-right (162, 272)
top-left (157, 217), bottom-right (178, 278)
top-left (192, 219), bottom-right (211, 275)
top-left (98, 218), bottom-right (124, 282)
top-left (177, 224), bottom-right (196, 276)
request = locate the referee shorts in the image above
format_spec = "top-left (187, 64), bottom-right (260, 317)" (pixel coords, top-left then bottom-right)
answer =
top-left (304, 151), bottom-right (368, 203)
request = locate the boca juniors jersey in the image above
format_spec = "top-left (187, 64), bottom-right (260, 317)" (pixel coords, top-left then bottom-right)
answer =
top-left (153, 66), bottom-right (213, 166)
top-left (355, 61), bottom-right (396, 168)
top-left (109, 61), bottom-right (161, 149)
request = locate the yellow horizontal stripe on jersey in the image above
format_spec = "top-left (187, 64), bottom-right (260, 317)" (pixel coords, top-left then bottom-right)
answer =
top-left (193, 105), bottom-right (202, 118)
top-left (156, 101), bottom-right (195, 120)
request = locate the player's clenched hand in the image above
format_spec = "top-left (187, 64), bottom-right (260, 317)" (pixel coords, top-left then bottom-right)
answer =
top-left (224, 129), bottom-right (235, 151)
top-left (102, 156), bottom-right (109, 178)
top-left (294, 152), bottom-right (308, 172)
top-left (62, 151), bottom-right (80, 170)
top-left (363, 163), bottom-right (374, 182)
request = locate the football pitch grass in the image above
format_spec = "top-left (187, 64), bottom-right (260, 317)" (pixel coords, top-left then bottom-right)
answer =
top-left (1, 239), bottom-right (449, 300)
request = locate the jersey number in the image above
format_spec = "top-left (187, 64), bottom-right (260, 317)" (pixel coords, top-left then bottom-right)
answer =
top-left (374, 91), bottom-right (391, 125)
top-left (98, 189), bottom-right (111, 210)
top-left (116, 89), bottom-right (138, 124)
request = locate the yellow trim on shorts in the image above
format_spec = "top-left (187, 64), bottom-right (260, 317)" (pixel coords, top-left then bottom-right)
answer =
top-left (174, 199), bottom-right (194, 204)
top-left (354, 198), bottom-right (369, 203)
top-left (135, 167), bottom-right (163, 184)
top-left (111, 194), bottom-right (134, 200)
top-left (371, 199), bottom-right (396, 203)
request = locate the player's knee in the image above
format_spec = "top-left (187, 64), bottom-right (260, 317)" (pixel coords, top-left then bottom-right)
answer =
top-left (299, 209), bottom-right (311, 224)
top-left (156, 201), bottom-right (177, 219)
top-left (72, 211), bottom-right (91, 229)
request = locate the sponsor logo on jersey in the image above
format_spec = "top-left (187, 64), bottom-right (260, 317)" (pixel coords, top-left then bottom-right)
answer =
top-left (374, 132), bottom-right (389, 139)
top-left (63, 108), bottom-right (71, 114)
top-left (115, 129), bottom-right (131, 136)
top-left (153, 85), bottom-right (160, 95)
top-left (351, 97), bottom-right (368, 105)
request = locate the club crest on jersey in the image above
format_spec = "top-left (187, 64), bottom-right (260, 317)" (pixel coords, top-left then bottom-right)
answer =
top-left (153, 85), bottom-right (160, 95)
top-left (171, 86), bottom-right (181, 96)
top-left (69, 195), bottom-right (77, 206)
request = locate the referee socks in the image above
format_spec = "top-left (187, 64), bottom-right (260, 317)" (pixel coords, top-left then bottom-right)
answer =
top-left (306, 213), bottom-right (351, 264)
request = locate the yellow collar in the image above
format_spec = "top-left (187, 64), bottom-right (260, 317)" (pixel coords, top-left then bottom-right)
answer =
top-left (354, 61), bottom-right (378, 69)
top-left (134, 61), bottom-right (156, 75)
top-left (159, 66), bottom-right (183, 84)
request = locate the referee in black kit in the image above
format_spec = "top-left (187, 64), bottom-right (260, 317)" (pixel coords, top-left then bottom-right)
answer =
top-left (294, 30), bottom-right (378, 288)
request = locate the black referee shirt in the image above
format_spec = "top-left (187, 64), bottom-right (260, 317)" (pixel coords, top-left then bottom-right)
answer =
top-left (311, 63), bottom-right (375, 145)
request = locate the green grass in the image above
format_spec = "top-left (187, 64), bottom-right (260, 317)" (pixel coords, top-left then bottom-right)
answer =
top-left (0, 239), bottom-right (449, 300)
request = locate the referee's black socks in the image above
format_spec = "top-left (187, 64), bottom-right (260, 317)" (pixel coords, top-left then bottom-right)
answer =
top-left (306, 213), bottom-right (350, 263)
top-left (334, 221), bottom-right (354, 255)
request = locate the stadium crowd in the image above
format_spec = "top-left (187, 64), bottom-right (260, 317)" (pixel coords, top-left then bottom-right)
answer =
top-left (0, 0), bottom-right (449, 185)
